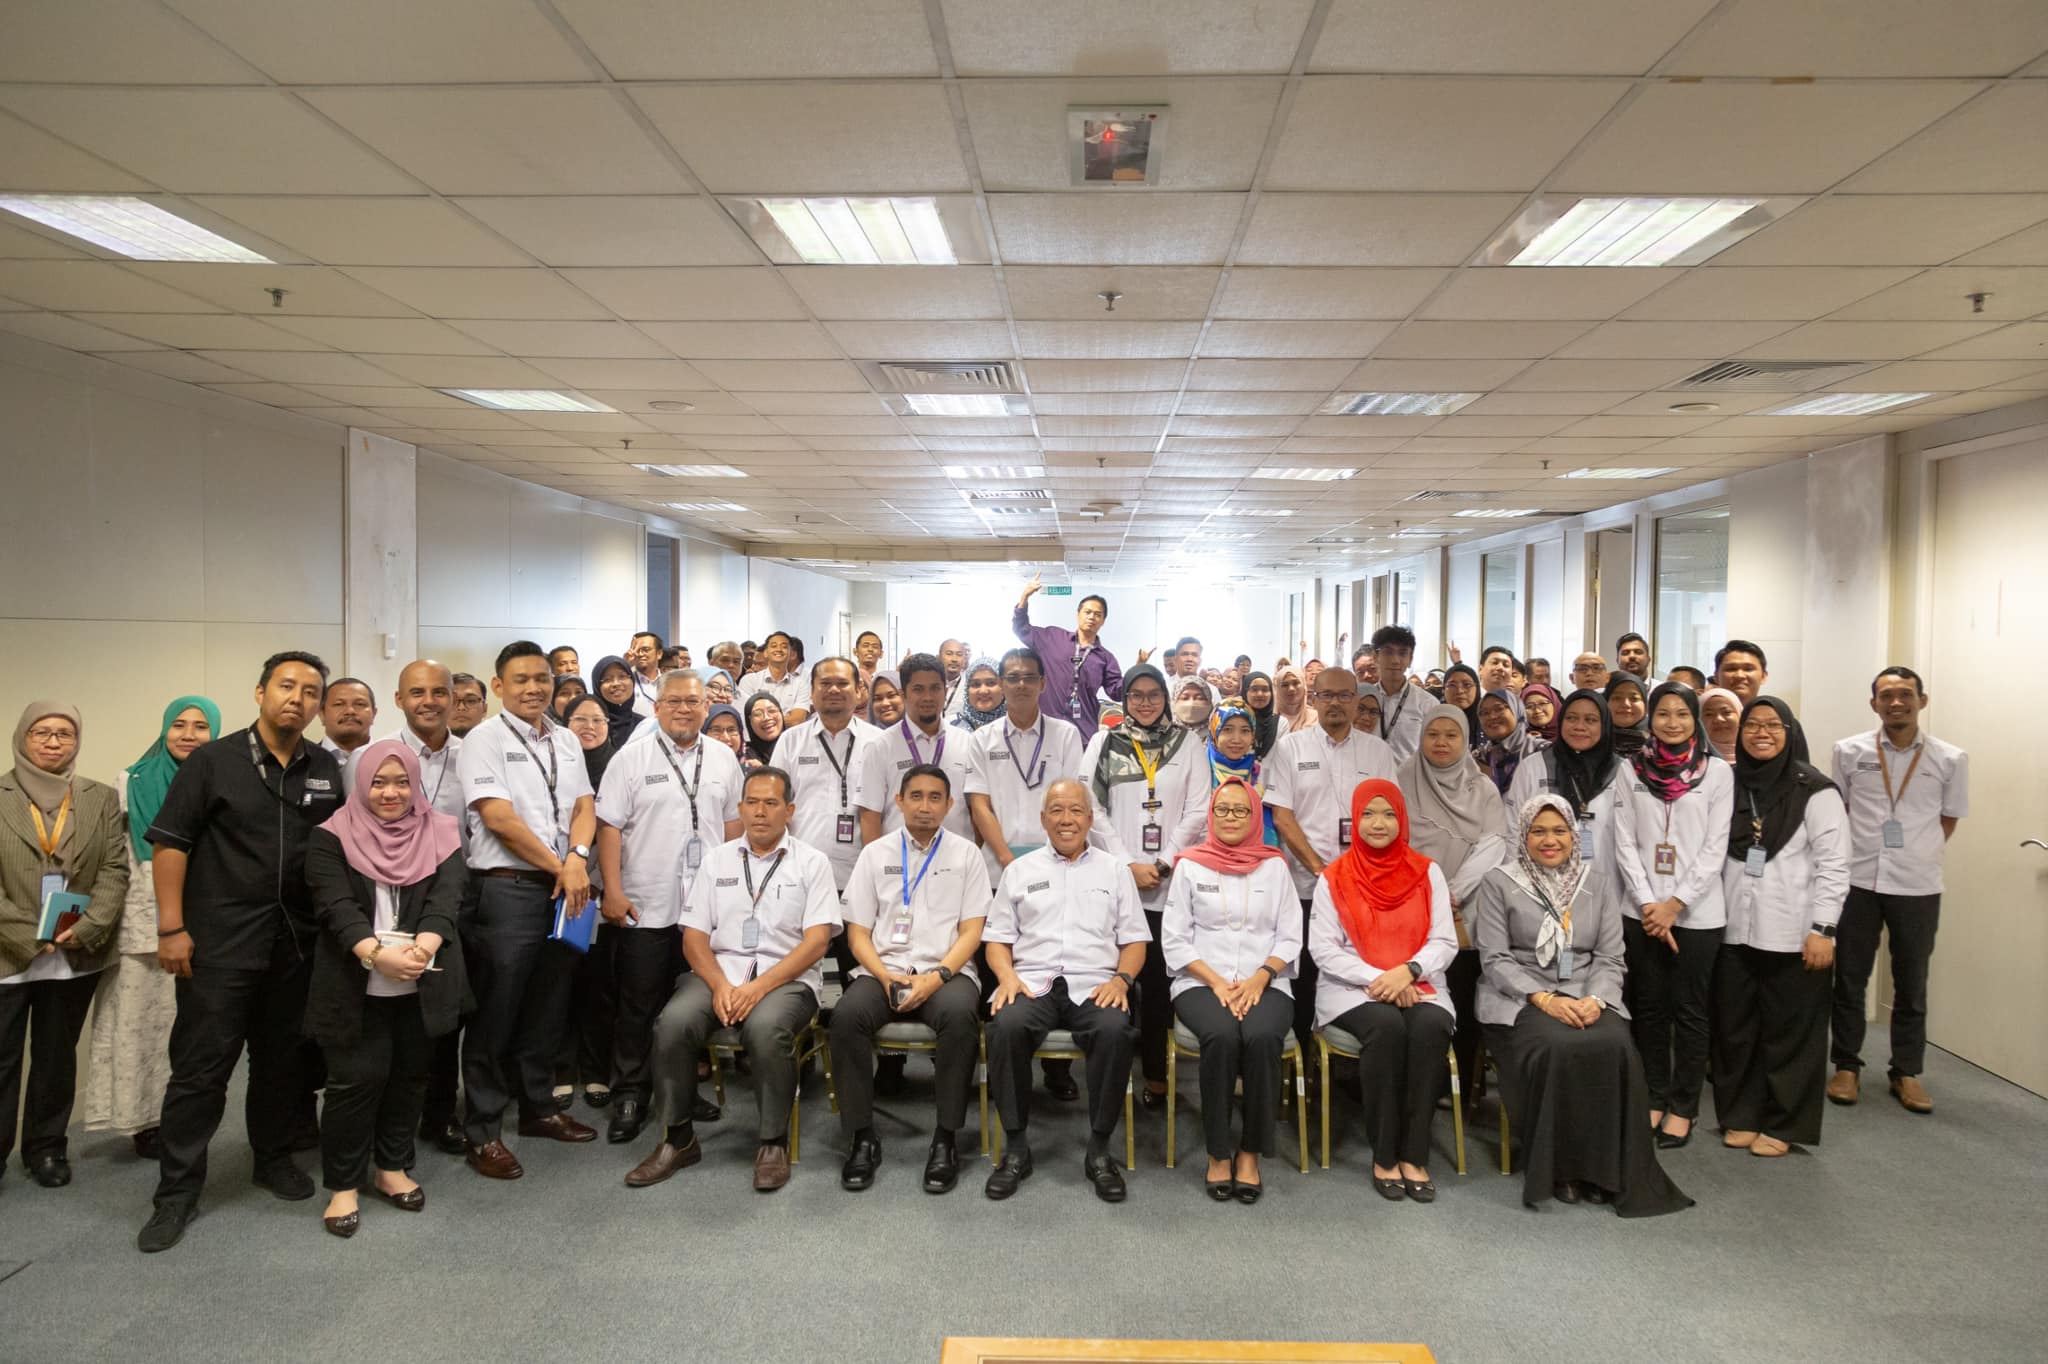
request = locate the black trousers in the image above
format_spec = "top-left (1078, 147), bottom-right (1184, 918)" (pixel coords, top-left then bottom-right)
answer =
top-left (1622, 918), bottom-right (1718, 1119)
top-left (461, 877), bottom-right (575, 1144)
top-left (1292, 899), bottom-right (1318, 1073)
top-left (1712, 944), bottom-right (1831, 1145)
top-left (155, 926), bottom-right (313, 1210)
top-left (320, 994), bottom-right (432, 1190)
top-left (1332, 1001), bottom-right (1453, 1169)
top-left (1831, 887), bottom-right (1941, 1079)
top-left (557, 921), bottom-right (617, 1087)
top-left (420, 873), bottom-right (480, 1131)
top-left (0, 971), bottom-right (98, 1166)
top-left (985, 979), bottom-right (1137, 1139)
top-left (1444, 946), bottom-right (1481, 1106)
top-left (1173, 985), bottom-right (1292, 1160)
top-left (1137, 908), bottom-right (1171, 1087)
top-left (607, 926), bottom-right (683, 1106)
top-left (830, 973), bottom-right (982, 1136)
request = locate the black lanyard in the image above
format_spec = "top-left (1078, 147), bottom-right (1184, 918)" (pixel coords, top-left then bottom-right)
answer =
top-left (246, 731), bottom-right (302, 808)
top-left (658, 735), bottom-right (707, 836)
top-left (741, 846), bottom-right (786, 911)
top-left (500, 715), bottom-right (561, 838)
top-left (1383, 684), bottom-right (1412, 740)
top-left (815, 725), bottom-right (854, 809)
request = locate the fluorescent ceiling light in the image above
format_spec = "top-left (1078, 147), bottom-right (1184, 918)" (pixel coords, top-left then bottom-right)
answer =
top-left (661, 501), bottom-right (747, 513)
top-left (968, 489), bottom-right (1051, 501)
top-left (1247, 467), bottom-right (1356, 482)
top-left (1559, 466), bottom-right (1679, 480)
top-left (1229, 508), bottom-right (1297, 518)
top-left (0, 194), bottom-right (273, 263)
top-left (1764, 392), bottom-right (1934, 417)
top-left (903, 393), bottom-right (1027, 417)
top-left (1453, 508), bottom-right (1541, 519)
top-left (1392, 528), bottom-right (1441, 539)
top-left (1322, 392), bottom-right (1478, 417)
top-left (442, 389), bottom-right (613, 413)
top-left (758, 197), bottom-right (953, 265)
top-left (943, 464), bottom-right (1045, 479)
top-left (977, 504), bottom-right (1055, 516)
top-left (633, 463), bottom-right (746, 479)
top-left (1503, 197), bottom-right (1778, 267)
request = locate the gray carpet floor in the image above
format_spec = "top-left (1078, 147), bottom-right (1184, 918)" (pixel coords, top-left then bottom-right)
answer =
top-left (2, 1045), bottom-right (2043, 1364)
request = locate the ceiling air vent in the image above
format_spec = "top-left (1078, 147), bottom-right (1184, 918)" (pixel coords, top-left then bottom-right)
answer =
top-left (1671, 359), bottom-right (1869, 391)
top-left (862, 360), bottom-right (1020, 393)
top-left (969, 489), bottom-right (1052, 503)
top-left (1404, 490), bottom-right (1502, 502)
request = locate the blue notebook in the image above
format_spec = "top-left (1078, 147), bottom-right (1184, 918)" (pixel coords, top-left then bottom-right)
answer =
top-left (549, 895), bottom-right (596, 953)
top-left (37, 890), bottom-right (90, 942)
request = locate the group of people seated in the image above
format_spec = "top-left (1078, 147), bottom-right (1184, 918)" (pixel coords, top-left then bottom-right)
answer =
top-left (0, 586), bottom-right (1964, 1250)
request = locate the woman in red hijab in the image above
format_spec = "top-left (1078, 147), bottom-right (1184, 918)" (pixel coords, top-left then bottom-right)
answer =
top-left (1308, 779), bottom-right (1457, 1203)
top-left (1161, 778), bottom-right (1298, 1204)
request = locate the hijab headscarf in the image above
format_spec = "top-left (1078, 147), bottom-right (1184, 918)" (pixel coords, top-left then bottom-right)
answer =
top-left (954, 657), bottom-right (1006, 732)
top-left (1700, 686), bottom-right (1743, 762)
top-left (563, 694), bottom-right (616, 789)
top-left (1548, 689), bottom-right (1622, 815)
top-left (703, 668), bottom-right (736, 705)
top-left (1206, 704), bottom-right (1260, 791)
top-left (1273, 664), bottom-right (1317, 735)
top-left (866, 669), bottom-right (902, 726)
top-left (1241, 670), bottom-right (1279, 759)
top-left (1399, 704), bottom-right (1503, 884)
top-left (1477, 688), bottom-right (1548, 794)
top-left (1605, 671), bottom-right (1650, 757)
top-left (12, 702), bottom-right (83, 868)
top-left (550, 674), bottom-right (588, 721)
top-left (319, 738), bottom-right (461, 887)
top-left (1173, 676), bottom-right (1214, 732)
top-left (742, 693), bottom-right (783, 765)
top-left (1176, 777), bottom-right (1286, 878)
top-left (704, 703), bottom-right (745, 761)
top-left (1631, 681), bottom-right (1710, 804)
top-left (1504, 793), bottom-right (1589, 970)
top-left (589, 656), bottom-right (640, 739)
top-left (1520, 683), bottom-right (1563, 744)
top-left (1322, 779), bottom-right (1435, 988)
top-left (1729, 696), bottom-right (1836, 862)
top-left (1442, 662), bottom-right (1483, 750)
top-left (1090, 665), bottom-right (1184, 808)
top-left (124, 695), bottom-right (221, 861)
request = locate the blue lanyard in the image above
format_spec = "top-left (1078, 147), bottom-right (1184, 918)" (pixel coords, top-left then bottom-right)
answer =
top-left (900, 830), bottom-right (942, 909)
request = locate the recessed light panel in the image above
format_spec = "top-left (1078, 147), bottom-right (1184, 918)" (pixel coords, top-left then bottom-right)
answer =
top-left (1487, 196), bottom-right (1798, 268)
top-left (742, 196), bottom-right (959, 265)
top-left (442, 389), bottom-right (613, 413)
top-left (1247, 467), bottom-right (1357, 482)
top-left (1559, 466), bottom-right (1679, 480)
top-left (943, 465), bottom-right (1046, 479)
top-left (900, 393), bottom-right (1030, 417)
top-left (1764, 393), bottom-right (1934, 417)
top-left (1453, 508), bottom-right (1541, 519)
top-left (633, 464), bottom-right (747, 478)
top-left (661, 501), bottom-right (747, 513)
top-left (1322, 392), bottom-right (1478, 417)
top-left (0, 194), bottom-right (276, 263)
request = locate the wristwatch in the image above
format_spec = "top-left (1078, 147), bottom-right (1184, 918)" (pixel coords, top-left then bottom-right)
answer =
top-left (569, 843), bottom-right (592, 861)
top-left (361, 943), bottom-right (381, 972)
top-left (1405, 960), bottom-right (1423, 982)
top-left (934, 966), bottom-right (955, 984)
top-left (1114, 970), bottom-right (1137, 989)
top-left (1810, 923), bottom-right (1837, 939)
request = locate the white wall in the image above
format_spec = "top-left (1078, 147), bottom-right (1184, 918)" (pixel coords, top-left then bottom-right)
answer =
top-left (1727, 458), bottom-right (1811, 708)
top-left (682, 534), bottom-right (751, 652)
top-left (747, 558), bottom-right (852, 663)
top-left (1445, 553), bottom-right (1481, 661)
top-left (1528, 538), bottom-right (1565, 673)
top-left (1797, 438), bottom-right (1891, 760)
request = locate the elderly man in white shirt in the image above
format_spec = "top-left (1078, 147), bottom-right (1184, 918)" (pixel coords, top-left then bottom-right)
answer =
top-left (982, 779), bottom-right (1149, 1205)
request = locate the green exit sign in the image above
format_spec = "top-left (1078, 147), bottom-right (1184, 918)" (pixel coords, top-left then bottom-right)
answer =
top-left (1043, 585), bottom-right (1073, 596)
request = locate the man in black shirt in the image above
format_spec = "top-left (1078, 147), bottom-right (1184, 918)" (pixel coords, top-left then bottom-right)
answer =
top-left (137, 651), bottom-right (344, 1253)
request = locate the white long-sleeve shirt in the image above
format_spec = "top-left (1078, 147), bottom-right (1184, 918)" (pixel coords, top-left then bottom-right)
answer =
top-left (1161, 856), bottom-right (1301, 1002)
top-left (1307, 863), bottom-right (1458, 1025)
top-left (1505, 751), bottom-right (1630, 926)
top-left (1721, 787), bottom-right (1850, 953)
top-left (1079, 728), bottom-right (1212, 909)
top-left (1613, 758), bottom-right (1736, 931)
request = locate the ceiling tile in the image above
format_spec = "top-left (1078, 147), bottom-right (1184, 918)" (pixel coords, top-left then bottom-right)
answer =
top-left (1015, 321), bottom-right (1200, 358)
top-left (1422, 268), bottom-right (1682, 320)
top-left (0, 1), bottom-right (264, 82)
top-left (0, 223), bottom-right (88, 260)
top-left (553, 0), bottom-right (938, 78)
top-left (450, 319), bottom-right (672, 358)
top-left (1559, 320), bottom-right (1797, 359)
top-left (1189, 358), bottom-right (1357, 389)
top-left (1426, 413), bottom-right (1576, 437)
top-left (688, 359), bottom-right (869, 391)
top-left (1006, 267), bottom-right (1219, 320)
top-left (1177, 391), bottom-right (1326, 415)
top-left (453, 196), bottom-right (759, 267)
top-left (264, 316), bottom-right (501, 354)
top-left (1021, 359), bottom-right (1198, 391)
top-left (988, 194), bottom-right (1245, 266)
top-left (1845, 84), bottom-right (2048, 192)
top-left (1555, 82), bottom-right (1981, 193)
top-left (190, 350), bottom-right (406, 385)
top-left (558, 267), bottom-right (807, 320)
top-left (826, 320), bottom-right (1016, 358)
top-left (1201, 320), bottom-right (1395, 358)
top-left (1032, 391), bottom-right (1179, 415)
top-left (1956, 220), bottom-right (2048, 266)
top-left (1664, 0), bottom-right (2048, 77)
top-left (0, 89), bottom-right (420, 194)
top-left (1824, 267), bottom-right (2048, 322)
top-left (1741, 320), bottom-right (1999, 361)
top-left (357, 353), bottom-right (563, 387)
top-left (1312, 0), bottom-right (1714, 75)
top-left (1268, 78), bottom-right (1627, 191)
top-left (164, 0), bottom-right (596, 82)
top-left (1622, 265), bottom-right (1921, 320)
top-left (735, 391), bottom-right (890, 415)
top-left (1462, 391), bottom-right (1635, 415)
top-left (1829, 358), bottom-right (2048, 390)
top-left (1371, 319), bottom-right (1591, 359)
top-left (1910, 323), bottom-right (2048, 363)
top-left (633, 83), bottom-right (969, 194)
top-left (781, 266), bottom-right (1004, 320)
top-left (194, 197), bottom-right (532, 267)
top-left (298, 385), bottom-right (469, 408)
top-left (1719, 195), bottom-right (2048, 266)
top-left (0, 312), bottom-right (160, 351)
top-left (1501, 358), bottom-right (1710, 390)
top-left (126, 263), bottom-right (421, 316)
top-left (341, 268), bottom-right (611, 319)
top-left (307, 88), bottom-right (688, 195)
top-left (1216, 267), bottom-right (1446, 319)
top-left (637, 321), bottom-right (841, 359)
top-left (1340, 357), bottom-right (1530, 389)
top-left (964, 77), bottom-right (1281, 192)
top-left (83, 313), bottom-right (317, 350)
top-left (526, 357), bottom-right (712, 389)
top-left (101, 350), bottom-right (256, 384)
top-left (0, 262), bottom-right (220, 312)
top-left (940, 0), bottom-right (1318, 75)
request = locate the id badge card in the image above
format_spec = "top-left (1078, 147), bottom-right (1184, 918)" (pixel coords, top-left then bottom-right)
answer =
top-left (684, 835), bottom-right (705, 872)
top-left (740, 916), bottom-right (760, 951)
top-left (39, 871), bottom-right (67, 908)
top-left (1881, 819), bottom-right (1905, 849)
top-left (888, 915), bottom-right (913, 947)
top-left (835, 812), bottom-right (856, 844)
top-left (1141, 823), bottom-right (1163, 855)
top-left (1744, 846), bottom-right (1768, 877)
top-left (1556, 946), bottom-right (1575, 981)
top-left (1337, 817), bottom-right (1353, 848)
top-left (1653, 842), bottom-right (1677, 876)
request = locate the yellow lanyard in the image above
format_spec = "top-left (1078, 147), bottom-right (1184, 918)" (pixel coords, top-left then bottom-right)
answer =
top-left (1130, 739), bottom-right (1161, 800)
top-left (29, 789), bottom-right (72, 864)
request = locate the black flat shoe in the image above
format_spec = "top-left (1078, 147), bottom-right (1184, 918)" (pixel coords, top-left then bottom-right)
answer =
top-left (1656, 1125), bottom-right (1693, 1150)
top-left (366, 1183), bottom-right (425, 1212)
top-left (691, 1096), bottom-right (723, 1124)
top-left (1582, 1184), bottom-right (1614, 1205)
top-left (1084, 1153), bottom-right (1127, 1204)
top-left (253, 1158), bottom-right (314, 1202)
top-left (922, 1139), bottom-right (959, 1195)
top-left (28, 1155), bottom-right (71, 1188)
top-left (131, 1128), bottom-right (162, 1160)
top-left (1554, 1181), bottom-right (1583, 1204)
top-left (323, 1211), bottom-right (360, 1239)
top-left (137, 1203), bottom-right (193, 1253)
top-left (1373, 1175), bottom-right (1406, 1201)
top-left (582, 1084), bottom-right (612, 1110)
top-left (840, 1135), bottom-right (881, 1191)
top-left (1139, 1087), bottom-right (1167, 1112)
top-left (1042, 1064), bottom-right (1079, 1101)
top-left (1403, 1175), bottom-right (1436, 1204)
top-left (1233, 1180), bottom-right (1263, 1206)
top-left (1205, 1176), bottom-right (1235, 1202)
top-left (425, 1119), bottom-right (467, 1155)
top-left (984, 1151), bottom-right (1033, 1200)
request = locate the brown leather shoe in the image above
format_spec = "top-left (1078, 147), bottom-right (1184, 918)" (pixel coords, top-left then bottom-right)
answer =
top-left (1825, 1069), bottom-right (1859, 1106)
top-left (624, 1136), bottom-right (702, 1188)
top-left (1890, 1075), bottom-right (1933, 1114)
top-left (466, 1140), bottom-right (524, 1180)
top-left (752, 1143), bottom-right (791, 1192)
top-left (518, 1111), bottom-right (598, 1143)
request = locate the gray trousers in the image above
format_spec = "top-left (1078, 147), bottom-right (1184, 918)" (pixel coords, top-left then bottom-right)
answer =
top-left (651, 974), bottom-right (816, 1140)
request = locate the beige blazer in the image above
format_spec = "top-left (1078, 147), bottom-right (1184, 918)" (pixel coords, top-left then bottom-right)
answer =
top-left (0, 773), bottom-right (129, 977)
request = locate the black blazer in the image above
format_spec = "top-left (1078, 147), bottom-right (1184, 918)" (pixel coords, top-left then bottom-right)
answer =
top-left (302, 828), bottom-right (470, 1046)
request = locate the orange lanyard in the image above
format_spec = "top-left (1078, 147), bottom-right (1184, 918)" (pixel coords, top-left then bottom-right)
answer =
top-left (1876, 739), bottom-right (1924, 814)
top-left (29, 789), bottom-right (72, 864)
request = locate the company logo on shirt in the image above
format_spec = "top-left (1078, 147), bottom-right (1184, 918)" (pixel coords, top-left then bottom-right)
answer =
top-left (715, 876), bottom-right (739, 887)
top-left (1026, 880), bottom-right (1050, 894)
top-left (798, 755), bottom-right (821, 766)
top-left (505, 750), bottom-right (530, 763)
top-left (644, 773), bottom-right (669, 785)
top-left (884, 864), bottom-right (903, 874)
top-left (1296, 760), bottom-right (1320, 771)
top-left (305, 778), bottom-right (333, 792)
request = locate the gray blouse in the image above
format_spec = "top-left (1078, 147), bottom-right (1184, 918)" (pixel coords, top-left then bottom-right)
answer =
top-left (1470, 864), bottom-right (1628, 1028)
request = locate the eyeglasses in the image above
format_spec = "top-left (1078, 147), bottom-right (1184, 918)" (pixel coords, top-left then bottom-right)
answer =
top-left (1212, 804), bottom-right (1253, 818)
top-left (26, 727), bottom-right (76, 744)
top-left (1311, 691), bottom-right (1355, 703)
top-left (656, 695), bottom-right (705, 709)
top-left (1740, 718), bottom-right (1786, 735)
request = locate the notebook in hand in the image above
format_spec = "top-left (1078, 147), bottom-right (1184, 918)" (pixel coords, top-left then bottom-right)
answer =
top-left (548, 895), bottom-right (596, 953)
top-left (37, 890), bottom-right (91, 942)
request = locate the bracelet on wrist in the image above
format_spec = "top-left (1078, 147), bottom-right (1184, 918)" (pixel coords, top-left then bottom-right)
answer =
top-left (157, 926), bottom-right (188, 938)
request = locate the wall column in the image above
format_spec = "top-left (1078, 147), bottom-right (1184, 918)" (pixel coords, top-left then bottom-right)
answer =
top-left (343, 429), bottom-right (418, 700)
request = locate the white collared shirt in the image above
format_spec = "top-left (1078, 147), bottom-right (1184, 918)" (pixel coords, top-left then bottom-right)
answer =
top-left (1831, 730), bottom-right (1969, 897)
top-left (1504, 751), bottom-right (1630, 925)
top-left (842, 829), bottom-right (991, 982)
top-left (1161, 856), bottom-right (1301, 1002)
top-left (630, 672), bottom-right (661, 719)
top-left (1612, 758), bottom-right (1736, 930)
top-left (770, 715), bottom-right (883, 892)
top-left (1308, 862), bottom-right (1457, 1024)
top-left (365, 883), bottom-right (416, 999)
top-left (963, 711), bottom-right (1087, 879)
top-left (322, 737), bottom-right (372, 795)
top-left (682, 834), bottom-right (842, 997)
top-left (856, 717), bottom-right (978, 842)
top-left (984, 845), bottom-right (1149, 997)
top-left (1260, 725), bottom-right (1400, 899)
top-left (1366, 680), bottom-right (1429, 761)
top-left (737, 669), bottom-right (810, 717)
top-left (1078, 727), bottom-right (1212, 907)
top-left (595, 731), bottom-right (746, 930)
top-left (387, 727), bottom-right (465, 821)
top-left (457, 712), bottom-right (592, 872)
top-left (1722, 788), bottom-right (1850, 952)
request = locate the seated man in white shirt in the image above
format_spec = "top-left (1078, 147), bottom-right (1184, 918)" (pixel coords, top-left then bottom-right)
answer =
top-left (624, 768), bottom-right (840, 1194)
top-left (832, 764), bottom-right (989, 1195)
top-left (982, 780), bottom-right (1149, 1204)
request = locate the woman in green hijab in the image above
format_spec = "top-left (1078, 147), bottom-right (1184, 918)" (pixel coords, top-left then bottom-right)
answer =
top-left (85, 696), bottom-right (220, 1158)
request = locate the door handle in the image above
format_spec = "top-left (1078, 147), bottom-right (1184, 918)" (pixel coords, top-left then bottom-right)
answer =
top-left (2023, 839), bottom-right (2048, 851)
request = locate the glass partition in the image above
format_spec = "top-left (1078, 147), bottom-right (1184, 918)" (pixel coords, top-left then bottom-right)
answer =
top-left (1654, 507), bottom-right (1729, 677)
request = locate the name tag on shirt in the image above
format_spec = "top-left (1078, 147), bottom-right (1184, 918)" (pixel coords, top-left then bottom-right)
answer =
top-left (1297, 760), bottom-right (1321, 772)
top-left (1654, 842), bottom-right (1677, 876)
top-left (1882, 819), bottom-right (1905, 849)
top-left (644, 773), bottom-right (669, 786)
top-left (798, 755), bottom-right (821, 766)
top-left (1026, 881), bottom-right (1051, 894)
top-left (716, 876), bottom-right (739, 888)
top-left (835, 813), bottom-right (856, 844)
top-left (505, 750), bottom-right (530, 763)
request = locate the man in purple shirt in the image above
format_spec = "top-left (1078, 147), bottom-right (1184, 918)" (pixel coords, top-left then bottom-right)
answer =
top-left (1011, 574), bottom-right (1150, 730)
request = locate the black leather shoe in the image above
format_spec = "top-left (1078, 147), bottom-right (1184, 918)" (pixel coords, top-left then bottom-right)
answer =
top-left (984, 1151), bottom-right (1034, 1200)
top-left (253, 1157), bottom-right (315, 1201)
top-left (691, 1096), bottom-right (723, 1124)
top-left (137, 1203), bottom-right (193, 1253)
top-left (1139, 1086), bottom-right (1166, 1112)
top-left (424, 1119), bottom-right (467, 1155)
top-left (1656, 1125), bottom-right (1693, 1151)
top-left (582, 1084), bottom-right (612, 1110)
top-left (1582, 1183), bottom-right (1614, 1205)
top-left (1041, 1063), bottom-right (1079, 1101)
top-left (28, 1154), bottom-right (71, 1188)
top-left (1084, 1153), bottom-right (1127, 1203)
top-left (606, 1097), bottom-right (646, 1145)
top-left (1554, 1181), bottom-right (1583, 1205)
top-left (1403, 1175), bottom-right (1437, 1204)
top-left (841, 1135), bottom-right (882, 1191)
top-left (131, 1127), bottom-right (162, 1160)
top-left (922, 1139), bottom-right (959, 1194)
top-left (1206, 1176), bottom-right (1235, 1202)
top-left (1373, 1175), bottom-right (1406, 1201)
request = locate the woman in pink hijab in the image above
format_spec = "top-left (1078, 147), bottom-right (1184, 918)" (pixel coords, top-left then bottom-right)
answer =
top-left (304, 738), bottom-right (468, 1240)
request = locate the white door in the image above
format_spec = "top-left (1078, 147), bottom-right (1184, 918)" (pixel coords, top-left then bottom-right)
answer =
top-left (1927, 438), bottom-right (2048, 1095)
